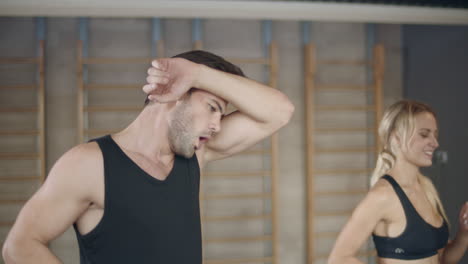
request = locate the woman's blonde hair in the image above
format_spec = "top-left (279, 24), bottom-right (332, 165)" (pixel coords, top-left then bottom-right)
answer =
top-left (370, 100), bottom-right (448, 223)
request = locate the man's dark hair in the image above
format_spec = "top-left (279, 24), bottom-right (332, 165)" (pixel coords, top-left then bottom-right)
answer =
top-left (144, 50), bottom-right (245, 105)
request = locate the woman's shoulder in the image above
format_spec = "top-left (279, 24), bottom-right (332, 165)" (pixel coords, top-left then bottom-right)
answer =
top-left (366, 177), bottom-right (399, 207)
top-left (348, 177), bottom-right (398, 223)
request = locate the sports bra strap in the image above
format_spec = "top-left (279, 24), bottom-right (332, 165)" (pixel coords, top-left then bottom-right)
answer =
top-left (381, 175), bottom-right (414, 215)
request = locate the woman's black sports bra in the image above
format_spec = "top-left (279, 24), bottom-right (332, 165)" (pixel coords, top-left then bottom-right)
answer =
top-left (372, 175), bottom-right (449, 260)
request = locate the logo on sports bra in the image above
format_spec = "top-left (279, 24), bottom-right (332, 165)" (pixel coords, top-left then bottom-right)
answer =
top-left (395, 248), bottom-right (405, 254)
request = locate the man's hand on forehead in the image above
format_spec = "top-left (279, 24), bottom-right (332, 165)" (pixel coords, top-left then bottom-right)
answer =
top-left (143, 58), bottom-right (201, 103)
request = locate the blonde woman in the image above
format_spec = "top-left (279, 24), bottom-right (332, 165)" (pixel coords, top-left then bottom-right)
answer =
top-left (328, 100), bottom-right (468, 264)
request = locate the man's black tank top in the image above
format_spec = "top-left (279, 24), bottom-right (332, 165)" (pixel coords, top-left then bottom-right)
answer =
top-left (73, 135), bottom-right (202, 264)
top-left (372, 175), bottom-right (448, 260)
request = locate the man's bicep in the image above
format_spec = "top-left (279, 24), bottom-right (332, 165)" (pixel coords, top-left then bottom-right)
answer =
top-left (10, 187), bottom-right (88, 244)
top-left (7, 146), bottom-right (97, 244)
top-left (204, 111), bottom-right (271, 162)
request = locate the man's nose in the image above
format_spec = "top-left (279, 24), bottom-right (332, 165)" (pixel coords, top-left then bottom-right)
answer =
top-left (210, 118), bottom-right (221, 134)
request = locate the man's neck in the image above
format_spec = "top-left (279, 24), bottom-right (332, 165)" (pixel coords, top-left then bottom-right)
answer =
top-left (113, 103), bottom-right (175, 164)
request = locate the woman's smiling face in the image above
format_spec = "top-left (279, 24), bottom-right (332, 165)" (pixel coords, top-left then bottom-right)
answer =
top-left (400, 112), bottom-right (439, 168)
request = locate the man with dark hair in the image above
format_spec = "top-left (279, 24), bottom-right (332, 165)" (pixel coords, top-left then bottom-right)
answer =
top-left (144, 50), bottom-right (245, 106)
top-left (3, 50), bottom-right (294, 264)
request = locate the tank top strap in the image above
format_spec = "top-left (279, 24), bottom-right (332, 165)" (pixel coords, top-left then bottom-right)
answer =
top-left (90, 135), bottom-right (116, 153)
top-left (88, 135), bottom-right (135, 186)
top-left (381, 175), bottom-right (416, 217)
top-left (90, 135), bottom-right (136, 168)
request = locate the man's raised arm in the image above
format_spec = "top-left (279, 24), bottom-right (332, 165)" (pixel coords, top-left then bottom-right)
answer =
top-left (143, 57), bottom-right (294, 163)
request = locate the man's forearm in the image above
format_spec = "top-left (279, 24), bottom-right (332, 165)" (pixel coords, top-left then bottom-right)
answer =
top-left (195, 64), bottom-right (294, 126)
top-left (3, 238), bottom-right (62, 264)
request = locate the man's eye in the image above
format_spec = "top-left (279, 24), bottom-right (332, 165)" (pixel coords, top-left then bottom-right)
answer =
top-left (209, 105), bottom-right (216, 112)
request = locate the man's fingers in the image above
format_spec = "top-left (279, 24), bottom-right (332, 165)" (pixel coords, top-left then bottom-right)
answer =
top-left (147, 67), bottom-right (170, 77)
top-left (148, 94), bottom-right (172, 103)
top-left (151, 59), bottom-right (168, 71)
top-left (142, 84), bottom-right (156, 94)
top-left (151, 60), bottom-right (160, 69)
top-left (146, 76), bottom-right (170, 85)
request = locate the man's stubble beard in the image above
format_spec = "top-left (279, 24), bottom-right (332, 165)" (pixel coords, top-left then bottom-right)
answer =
top-left (168, 101), bottom-right (196, 158)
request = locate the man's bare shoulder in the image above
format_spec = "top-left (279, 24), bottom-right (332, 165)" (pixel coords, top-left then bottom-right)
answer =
top-left (46, 141), bottom-right (103, 191)
top-left (59, 141), bottom-right (101, 164)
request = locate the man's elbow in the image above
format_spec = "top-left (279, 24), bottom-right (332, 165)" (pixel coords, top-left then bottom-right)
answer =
top-left (3, 235), bottom-right (32, 263)
top-left (327, 255), bottom-right (342, 264)
top-left (2, 238), bottom-right (18, 263)
top-left (277, 96), bottom-right (295, 128)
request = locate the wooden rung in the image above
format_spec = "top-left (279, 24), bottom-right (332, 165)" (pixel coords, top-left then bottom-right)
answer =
top-left (316, 59), bottom-right (369, 65)
top-left (315, 210), bottom-right (353, 217)
top-left (84, 106), bottom-right (143, 112)
top-left (202, 214), bottom-right (271, 222)
top-left (316, 84), bottom-right (370, 91)
top-left (314, 231), bottom-right (339, 238)
top-left (315, 127), bottom-right (374, 133)
top-left (201, 192), bottom-right (270, 200)
top-left (82, 57), bottom-right (152, 64)
top-left (315, 190), bottom-right (367, 196)
top-left (316, 105), bottom-right (375, 111)
top-left (205, 235), bottom-right (272, 243)
top-left (315, 147), bottom-right (375, 153)
top-left (84, 84), bottom-right (142, 90)
top-left (204, 256), bottom-right (273, 264)
top-left (202, 170), bottom-right (270, 178)
top-left (0, 153), bottom-right (40, 160)
top-left (0, 200), bottom-right (28, 205)
top-left (85, 129), bottom-right (120, 135)
top-left (226, 57), bottom-right (269, 65)
top-left (0, 130), bottom-right (39, 136)
top-left (0, 221), bottom-right (14, 227)
top-left (0, 107), bottom-right (38, 113)
top-left (239, 149), bottom-right (269, 155)
top-left (0, 57), bottom-right (40, 64)
top-left (0, 84), bottom-right (37, 89)
top-left (0, 176), bottom-right (41, 182)
top-left (314, 168), bottom-right (373, 175)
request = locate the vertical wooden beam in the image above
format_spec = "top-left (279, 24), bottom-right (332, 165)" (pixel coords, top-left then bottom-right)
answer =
top-left (269, 42), bottom-right (279, 264)
top-left (366, 25), bottom-right (381, 205)
top-left (305, 43), bottom-right (316, 264)
top-left (302, 20), bottom-right (317, 264)
top-left (192, 18), bottom-right (203, 50)
top-left (262, 20), bottom-right (278, 264)
top-left (77, 40), bottom-right (84, 144)
top-left (157, 40), bottom-right (165, 58)
top-left (152, 18), bottom-right (165, 58)
top-left (38, 39), bottom-right (46, 182)
top-left (77, 18), bottom-right (88, 144)
top-left (373, 44), bottom-right (385, 153)
top-left (35, 17), bottom-right (47, 182)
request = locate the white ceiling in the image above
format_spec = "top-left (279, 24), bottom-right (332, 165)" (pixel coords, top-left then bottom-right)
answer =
top-left (1, 0), bottom-right (468, 24)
